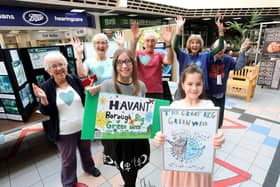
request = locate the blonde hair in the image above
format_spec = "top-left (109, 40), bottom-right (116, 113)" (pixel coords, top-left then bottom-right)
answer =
top-left (186, 34), bottom-right (204, 53)
top-left (43, 51), bottom-right (67, 72)
top-left (92, 33), bottom-right (109, 44)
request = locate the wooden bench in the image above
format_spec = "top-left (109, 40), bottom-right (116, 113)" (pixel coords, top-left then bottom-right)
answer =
top-left (226, 65), bottom-right (259, 102)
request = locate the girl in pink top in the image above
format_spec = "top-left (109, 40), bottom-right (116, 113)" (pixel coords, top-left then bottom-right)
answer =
top-left (155, 64), bottom-right (225, 187)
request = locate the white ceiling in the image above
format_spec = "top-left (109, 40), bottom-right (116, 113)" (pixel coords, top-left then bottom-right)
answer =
top-left (145, 0), bottom-right (280, 9)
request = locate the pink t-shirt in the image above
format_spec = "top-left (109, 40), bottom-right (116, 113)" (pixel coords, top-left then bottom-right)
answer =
top-left (136, 50), bottom-right (164, 93)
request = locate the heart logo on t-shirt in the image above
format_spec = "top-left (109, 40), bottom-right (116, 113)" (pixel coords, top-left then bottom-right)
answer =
top-left (139, 55), bottom-right (151, 65)
top-left (59, 90), bottom-right (74, 106)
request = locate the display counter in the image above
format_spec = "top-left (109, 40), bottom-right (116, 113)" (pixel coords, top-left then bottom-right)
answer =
top-left (0, 110), bottom-right (49, 134)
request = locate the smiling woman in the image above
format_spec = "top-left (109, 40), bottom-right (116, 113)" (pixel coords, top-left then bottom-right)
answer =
top-left (32, 51), bottom-right (101, 187)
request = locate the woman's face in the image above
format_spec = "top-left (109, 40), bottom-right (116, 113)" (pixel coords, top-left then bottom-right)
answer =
top-left (47, 58), bottom-right (67, 83)
top-left (189, 39), bottom-right (201, 54)
top-left (116, 52), bottom-right (133, 80)
top-left (143, 34), bottom-right (156, 53)
top-left (94, 37), bottom-right (108, 56)
top-left (181, 72), bottom-right (203, 101)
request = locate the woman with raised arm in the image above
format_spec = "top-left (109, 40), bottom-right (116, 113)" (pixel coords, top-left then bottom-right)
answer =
top-left (131, 22), bottom-right (174, 99)
top-left (173, 14), bottom-right (225, 91)
top-left (71, 31), bottom-right (124, 94)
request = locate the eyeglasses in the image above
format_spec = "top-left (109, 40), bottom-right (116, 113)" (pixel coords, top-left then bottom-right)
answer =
top-left (94, 41), bottom-right (107, 45)
top-left (49, 63), bottom-right (65, 70)
top-left (116, 59), bottom-right (132, 66)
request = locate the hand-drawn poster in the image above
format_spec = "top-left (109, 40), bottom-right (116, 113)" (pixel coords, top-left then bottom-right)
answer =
top-left (160, 107), bottom-right (219, 173)
top-left (81, 92), bottom-right (170, 140)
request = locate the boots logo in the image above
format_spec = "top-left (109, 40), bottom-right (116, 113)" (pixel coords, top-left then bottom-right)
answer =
top-left (23, 10), bottom-right (48, 25)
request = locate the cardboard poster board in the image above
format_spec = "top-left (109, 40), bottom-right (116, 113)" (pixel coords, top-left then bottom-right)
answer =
top-left (81, 92), bottom-right (170, 140)
top-left (160, 107), bottom-right (219, 173)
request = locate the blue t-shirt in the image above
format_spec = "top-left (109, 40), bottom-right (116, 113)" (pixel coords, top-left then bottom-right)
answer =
top-left (84, 57), bottom-right (113, 85)
top-left (177, 50), bottom-right (210, 90)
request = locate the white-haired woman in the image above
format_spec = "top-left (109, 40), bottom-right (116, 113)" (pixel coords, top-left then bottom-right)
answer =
top-left (32, 51), bottom-right (101, 187)
top-left (71, 32), bottom-right (124, 94)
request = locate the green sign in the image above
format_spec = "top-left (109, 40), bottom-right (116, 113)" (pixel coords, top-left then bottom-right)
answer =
top-left (81, 91), bottom-right (170, 139)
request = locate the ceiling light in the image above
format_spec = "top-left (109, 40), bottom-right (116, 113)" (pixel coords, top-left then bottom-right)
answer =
top-left (202, 18), bottom-right (211, 21)
top-left (70, 9), bottom-right (85, 13)
top-left (127, 14), bottom-right (137, 17)
top-left (9, 30), bottom-right (20, 34)
top-left (233, 17), bottom-right (241, 20)
top-left (38, 30), bottom-right (49, 33)
top-left (163, 17), bottom-right (173, 20)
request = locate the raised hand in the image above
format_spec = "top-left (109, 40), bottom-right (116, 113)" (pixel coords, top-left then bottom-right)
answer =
top-left (215, 13), bottom-right (224, 35)
top-left (160, 25), bottom-right (174, 45)
top-left (240, 38), bottom-right (251, 52)
top-left (71, 37), bottom-right (84, 60)
top-left (85, 85), bottom-right (101, 96)
top-left (131, 22), bottom-right (143, 42)
top-left (32, 83), bottom-right (48, 105)
top-left (113, 31), bottom-right (125, 47)
top-left (175, 15), bottom-right (186, 34)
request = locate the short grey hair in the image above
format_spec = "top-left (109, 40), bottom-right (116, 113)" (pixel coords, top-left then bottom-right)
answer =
top-left (92, 33), bottom-right (109, 44)
top-left (143, 30), bottom-right (158, 41)
top-left (43, 51), bottom-right (68, 71)
top-left (212, 39), bottom-right (227, 51)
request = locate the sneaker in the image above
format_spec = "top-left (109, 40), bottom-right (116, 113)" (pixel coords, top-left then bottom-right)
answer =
top-left (75, 182), bottom-right (88, 187)
top-left (90, 167), bottom-right (101, 177)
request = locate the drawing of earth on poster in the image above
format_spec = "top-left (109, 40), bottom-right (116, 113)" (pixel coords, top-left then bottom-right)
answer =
top-left (160, 107), bottom-right (219, 173)
top-left (94, 92), bottom-right (155, 139)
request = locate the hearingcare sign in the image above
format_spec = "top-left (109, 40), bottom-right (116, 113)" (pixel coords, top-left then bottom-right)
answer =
top-left (81, 92), bottom-right (170, 139)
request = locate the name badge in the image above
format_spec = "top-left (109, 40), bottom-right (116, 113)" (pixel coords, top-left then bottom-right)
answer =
top-left (217, 74), bottom-right (222, 85)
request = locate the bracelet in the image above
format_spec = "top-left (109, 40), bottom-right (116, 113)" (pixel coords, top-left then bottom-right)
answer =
top-left (165, 45), bottom-right (171, 48)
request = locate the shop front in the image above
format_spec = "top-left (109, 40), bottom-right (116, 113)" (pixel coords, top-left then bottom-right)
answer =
top-left (0, 6), bottom-right (97, 48)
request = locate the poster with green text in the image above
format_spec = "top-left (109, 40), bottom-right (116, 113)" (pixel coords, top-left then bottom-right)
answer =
top-left (81, 92), bottom-right (170, 139)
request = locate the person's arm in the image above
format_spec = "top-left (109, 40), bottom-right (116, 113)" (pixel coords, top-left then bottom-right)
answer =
top-left (173, 34), bottom-right (182, 58)
top-left (161, 25), bottom-right (174, 64)
top-left (113, 31), bottom-right (125, 49)
top-left (85, 85), bottom-right (101, 96)
top-left (173, 16), bottom-right (185, 56)
top-left (71, 37), bottom-right (89, 77)
top-left (235, 38), bottom-right (251, 70)
top-left (32, 83), bottom-right (48, 106)
top-left (154, 131), bottom-right (165, 146)
top-left (211, 14), bottom-right (225, 56)
top-left (130, 22), bottom-right (143, 58)
top-left (213, 130), bottom-right (225, 149)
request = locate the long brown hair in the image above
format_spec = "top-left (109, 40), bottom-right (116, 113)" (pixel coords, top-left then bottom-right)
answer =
top-left (112, 48), bottom-right (140, 96)
top-left (178, 64), bottom-right (207, 99)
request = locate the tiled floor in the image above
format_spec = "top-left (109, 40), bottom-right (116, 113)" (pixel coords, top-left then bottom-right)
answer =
top-left (0, 85), bottom-right (279, 187)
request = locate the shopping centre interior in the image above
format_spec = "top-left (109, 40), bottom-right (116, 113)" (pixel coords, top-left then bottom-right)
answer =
top-left (0, 1), bottom-right (280, 187)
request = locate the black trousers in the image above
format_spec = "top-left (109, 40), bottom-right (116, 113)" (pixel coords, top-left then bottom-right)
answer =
top-left (208, 95), bottom-right (225, 129)
top-left (145, 93), bottom-right (164, 99)
top-left (120, 170), bottom-right (138, 187)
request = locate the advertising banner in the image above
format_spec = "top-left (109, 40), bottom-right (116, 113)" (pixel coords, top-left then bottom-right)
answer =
top-left (0, 6), bottom-right (95, 28)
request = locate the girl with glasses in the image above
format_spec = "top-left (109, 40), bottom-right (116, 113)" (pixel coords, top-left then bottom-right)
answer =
top-left (101, 48), bottom-right (150, 187)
